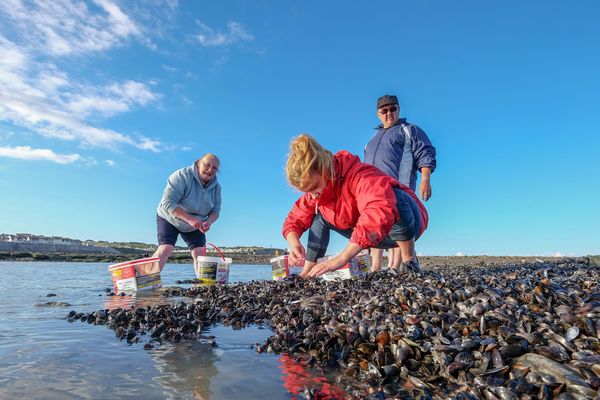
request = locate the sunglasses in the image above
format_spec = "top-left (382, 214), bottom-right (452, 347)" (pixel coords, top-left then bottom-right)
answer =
top-left (379, 105), bottom-right (398, 115)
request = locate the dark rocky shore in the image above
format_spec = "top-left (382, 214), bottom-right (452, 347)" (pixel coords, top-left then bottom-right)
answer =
top-left (3, 251), bottom-right (600, 267)
top-left (68, 258), bottom-right (600, 399)
top-left (0, 235), bottom-right (285, 264)
top-left (0, 250), bottom-right (275, 264)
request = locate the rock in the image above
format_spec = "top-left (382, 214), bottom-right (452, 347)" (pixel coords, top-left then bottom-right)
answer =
top-left (513, 353), bottom-right (595, 397)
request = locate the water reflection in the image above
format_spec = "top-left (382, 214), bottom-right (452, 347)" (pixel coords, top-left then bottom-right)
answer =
top-left (278, 354), bottom-right (345, 399)
top-left (143, 325), bottom-right (288, 399)
top-left (97, 288), bottom-right (343, 399)
top-left (102, 289), bottom-right (182, 310)
top-left (0, 262), bottom-right (287, 400)
top-left (150, 340), bottom-right (219, 400)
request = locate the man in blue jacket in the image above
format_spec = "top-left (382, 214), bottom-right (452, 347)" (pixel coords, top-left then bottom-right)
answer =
top-left (365, 95), bottom-right (436, 271)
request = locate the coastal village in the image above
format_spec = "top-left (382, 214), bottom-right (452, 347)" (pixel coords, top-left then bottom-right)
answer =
top-left (0, 233), bottom-right (283, 264)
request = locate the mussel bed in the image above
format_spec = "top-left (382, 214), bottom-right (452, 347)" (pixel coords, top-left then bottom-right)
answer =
top-left (68, 260), bottom-right (600, 399)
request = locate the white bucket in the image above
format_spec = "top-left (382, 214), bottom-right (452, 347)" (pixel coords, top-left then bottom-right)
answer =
top-left (108, 257), bottom-right (161, 293)
top-left (318, 250), bottom-right (370, 281)
top-left (196, 255), bottom-right (232, 284)
top-left (270, 255), bottom-right (303, 280)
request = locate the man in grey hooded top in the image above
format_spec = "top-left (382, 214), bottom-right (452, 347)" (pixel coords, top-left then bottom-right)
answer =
top-left (153, 154), bottom-right (221, 274)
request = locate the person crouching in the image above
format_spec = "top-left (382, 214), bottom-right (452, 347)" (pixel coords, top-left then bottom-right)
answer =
top-left (282, 134), bottom-right (428, 278)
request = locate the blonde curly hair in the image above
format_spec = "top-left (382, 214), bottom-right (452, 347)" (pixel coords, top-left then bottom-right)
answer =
top-left (286, 134), bottom-right (334, 191)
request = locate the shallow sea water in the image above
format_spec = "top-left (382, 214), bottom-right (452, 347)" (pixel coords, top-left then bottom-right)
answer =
top-left (0, 262), bottom-right (326, 400)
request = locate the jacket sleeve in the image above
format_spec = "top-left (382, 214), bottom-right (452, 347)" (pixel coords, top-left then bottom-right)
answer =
top-left (282, 195), bottom-right (316, 239)
top-left (410, 125), bottom-right (437, 173)
top-left (350, 174), bottom-right (399, 248)
top-left (159, 171), bottom-right (187, 215)
top-left (212, 183), bottom-right (222, 213)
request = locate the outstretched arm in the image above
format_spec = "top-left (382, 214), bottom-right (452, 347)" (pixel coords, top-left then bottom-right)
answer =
top-left (307, 242), bottom-right (363, 277)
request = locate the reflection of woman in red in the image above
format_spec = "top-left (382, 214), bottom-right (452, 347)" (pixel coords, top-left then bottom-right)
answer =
top-left (278, 354), bottom-right (346, 399)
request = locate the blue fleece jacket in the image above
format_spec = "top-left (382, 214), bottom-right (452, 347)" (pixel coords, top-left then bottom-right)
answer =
top-left (156, 163), bottom-right (221, 233)
top-left (364, 118), bottom-right (436, 191)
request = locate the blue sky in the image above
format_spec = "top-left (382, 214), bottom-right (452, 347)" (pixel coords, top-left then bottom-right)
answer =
top-left (1, 1), bottom-right (598, 256)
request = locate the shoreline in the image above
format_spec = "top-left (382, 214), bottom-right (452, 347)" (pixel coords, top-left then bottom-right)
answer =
top-left (1, 252), bottom-right (598, 267)
top-left (0, 251), bottom-right (275, 265)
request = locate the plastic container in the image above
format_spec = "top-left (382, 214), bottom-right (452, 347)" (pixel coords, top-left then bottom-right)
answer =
top-left (108, 257), bottom-right (161, 293)
top-left (318, 250), bottom-right (370, 281)
top-left (196, 243), bottom-right (231, 284)
top-left (270, 255), bottom-right (303, 280)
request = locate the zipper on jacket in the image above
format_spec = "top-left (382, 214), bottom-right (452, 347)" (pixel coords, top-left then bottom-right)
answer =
top-left (371, 128), bottom-right (388, 163)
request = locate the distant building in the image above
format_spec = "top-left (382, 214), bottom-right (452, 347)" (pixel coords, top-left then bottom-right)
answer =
top-left (0, 233), bottom-right (81, 245)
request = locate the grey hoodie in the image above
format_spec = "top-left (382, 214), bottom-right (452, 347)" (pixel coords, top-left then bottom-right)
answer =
top-left (156, 163), bottom-right (221, 232)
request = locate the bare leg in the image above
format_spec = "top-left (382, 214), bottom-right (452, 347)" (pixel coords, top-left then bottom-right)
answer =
top-left (153, 244), bottom-right (174, 272)
top-left (391, 239), bottom-right (415, 269)
top-left (391, 247), bottom-right (403, 269)
top-left (191, 246), bottom-right (206, 277)
top-left (370, 248), bottom-right (384, 272)
top-left (385, 248), bottom-right (399, 268)
top-left (300, 260), bottom-right (317, 278)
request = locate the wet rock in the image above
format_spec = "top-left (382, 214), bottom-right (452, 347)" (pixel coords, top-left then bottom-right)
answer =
top-left (36, 301), bottom-right (72, 307)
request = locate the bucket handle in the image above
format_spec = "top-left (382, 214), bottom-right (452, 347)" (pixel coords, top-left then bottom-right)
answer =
top-left (206, 242), bottom-right (226, 261)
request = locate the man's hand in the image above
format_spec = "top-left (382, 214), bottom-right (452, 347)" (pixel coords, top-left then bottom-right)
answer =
top-left (199, 220), bottom-right (212, 233)
top-left (419, 179), bottom-right (432, 201)
top-left (419, 167), bottom-right (432, 201)
top-left (188, 218), bottom-right (204, 231)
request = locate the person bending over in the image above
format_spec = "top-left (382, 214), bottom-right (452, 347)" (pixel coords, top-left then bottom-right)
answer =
top-left (282, 134), bottom-right (428, 278)
top-left (153, 154), bottom-right (221, 275)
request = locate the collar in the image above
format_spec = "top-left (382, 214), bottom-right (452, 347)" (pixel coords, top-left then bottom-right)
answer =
top-left (375, 117), bottom-right (406, 130)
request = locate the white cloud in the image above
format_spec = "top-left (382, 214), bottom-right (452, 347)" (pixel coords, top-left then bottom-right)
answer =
top-left (181, 96), bottom-right (193, 108)
top-left (0, 145), bottom-right (82, 164)
top-left (95, 0), bottom-right (140, 37)
top-left (196, 21), bottom-right (254, 47)
top-left (181, 145), bottom-right (192, 151)
top-left (136, 137), bottom-right (161, 152)
top-left (105, 159), bottom-right (115, 166)
top-left (454, 252), bottom-right (465, 256)
top-left (0, 0), bottom-right (142, 56)
top-left (66, 81), bottom-right (159, 118)
top-left (0, 2), bottom-right (167, 154)
top-left (0, 35), bottom-right (161, 151)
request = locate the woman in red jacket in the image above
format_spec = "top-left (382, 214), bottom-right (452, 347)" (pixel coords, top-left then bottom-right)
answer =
top-left (283, 134), bottom-right (428, 278)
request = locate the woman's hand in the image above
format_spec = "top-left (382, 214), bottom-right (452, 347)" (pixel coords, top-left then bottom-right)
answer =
top-left (288, 242), bottom-right (306, 266)
top-left (307, 256), bottom-right (347, 278)
top-left (286, 232), bottom-right (305, 266)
